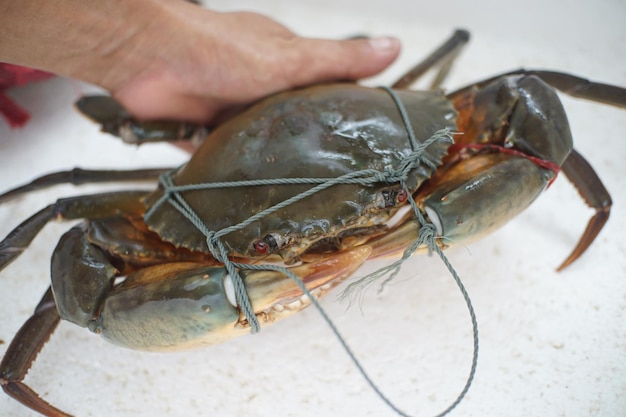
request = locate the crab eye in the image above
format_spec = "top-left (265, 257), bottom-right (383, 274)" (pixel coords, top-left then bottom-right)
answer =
top-left (253, 234), bottom-right (279, 255)
top-left (381, 189), bottom-right (409, 208)
top-left (253, 240), bottom-right (269, 254)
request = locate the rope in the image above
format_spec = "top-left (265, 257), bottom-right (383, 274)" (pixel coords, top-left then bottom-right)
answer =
top-left (144, 87), bottom-right (478, 416)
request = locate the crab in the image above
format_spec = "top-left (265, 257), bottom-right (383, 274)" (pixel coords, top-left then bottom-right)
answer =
top-left (1, 29), bottom-right (625, 417)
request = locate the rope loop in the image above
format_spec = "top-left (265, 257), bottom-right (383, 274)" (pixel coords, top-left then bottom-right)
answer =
top-left (142, 86), bottom-right (477, 417)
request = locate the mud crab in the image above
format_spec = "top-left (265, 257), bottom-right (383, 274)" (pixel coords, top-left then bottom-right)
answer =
top-left (1, 30), bottom-right (625, 417)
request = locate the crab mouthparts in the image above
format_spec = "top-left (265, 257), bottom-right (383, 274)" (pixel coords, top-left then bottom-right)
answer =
top-left (224, 246), bottom-right (372, 327)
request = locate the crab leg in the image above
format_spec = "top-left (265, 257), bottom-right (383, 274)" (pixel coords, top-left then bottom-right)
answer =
top-left (0, 191), bottom-right (148, 271)
top-left (0, 168), bottom-right (169, 204)
top-left (557, 149), bottom-right (612, 270)
top-left (450, 69), bottom-right (626, 110)
top-left (392, 29), bottom-right (470, 90)
top-left (0, 288), bottom-right (68, 417)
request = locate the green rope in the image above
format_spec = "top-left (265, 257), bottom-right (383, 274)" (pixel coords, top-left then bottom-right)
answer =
top-left (144, 86), bottom-right (478, 417)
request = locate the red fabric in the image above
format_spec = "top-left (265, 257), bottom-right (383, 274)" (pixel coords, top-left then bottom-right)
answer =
top-left (0, 63), bottom-right (54, 127)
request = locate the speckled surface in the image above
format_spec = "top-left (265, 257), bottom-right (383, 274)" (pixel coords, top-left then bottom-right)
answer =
top-left (1, 1), bottom-right (625, 416)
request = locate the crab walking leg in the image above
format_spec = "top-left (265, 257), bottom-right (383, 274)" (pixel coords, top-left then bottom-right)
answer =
top-left (0, 191), bottom-right (148, 271)
top-left (0, 288), bottom-right (69, 417)
top-left (0, 168), bottom-right (170, 204)
top-left (523, 70), bottom-right (626, 108)
top-left (557, 149), bottom-right (612, 271)
top-left (392, 29), bottom-right (470, 90)
top-left (450, 69), bottom-right (626, 110)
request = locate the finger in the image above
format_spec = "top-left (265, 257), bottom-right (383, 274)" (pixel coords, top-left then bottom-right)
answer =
top-left (114, 83), bottom-right (219, 122)
top-left (292, 36), bottom-right (401, 84)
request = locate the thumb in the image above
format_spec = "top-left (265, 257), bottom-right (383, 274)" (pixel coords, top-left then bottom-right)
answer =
top-left (292, 36), bottom-right (401, 84)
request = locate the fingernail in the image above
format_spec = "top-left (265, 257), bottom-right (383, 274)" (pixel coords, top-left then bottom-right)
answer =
top-left (368, 36), bottom-right (399, 52)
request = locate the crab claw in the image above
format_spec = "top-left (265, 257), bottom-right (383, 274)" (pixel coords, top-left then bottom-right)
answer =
top-left (91, 246), bottom-right (371, 351)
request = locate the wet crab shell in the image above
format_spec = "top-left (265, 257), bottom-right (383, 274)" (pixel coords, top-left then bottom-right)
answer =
top-left (144, 84), bottom-right (456, 260)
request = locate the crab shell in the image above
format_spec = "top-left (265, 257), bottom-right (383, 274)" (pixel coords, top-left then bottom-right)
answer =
top-left (144, 84), bottom-right (456, 261)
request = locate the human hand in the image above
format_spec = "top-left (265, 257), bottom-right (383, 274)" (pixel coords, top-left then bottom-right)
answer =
top-left (108, 4), bottom-right (401, 124)
top-left (1, 1), bottom-right (400, 126)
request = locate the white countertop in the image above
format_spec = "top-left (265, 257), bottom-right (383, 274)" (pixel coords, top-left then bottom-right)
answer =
top-left (1, 1), bottom-right (625, 416)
